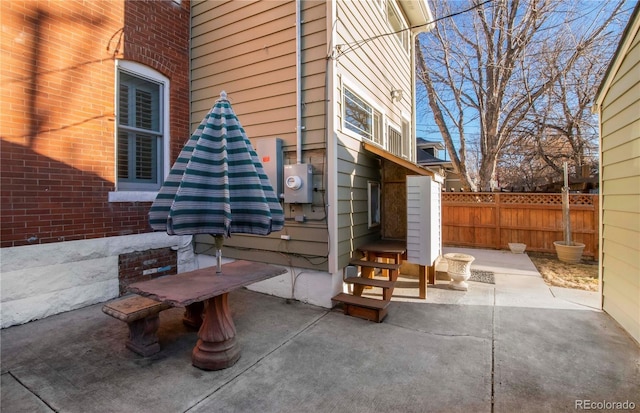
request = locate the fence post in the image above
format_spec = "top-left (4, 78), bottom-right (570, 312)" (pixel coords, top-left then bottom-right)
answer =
top-left (593, 195), bottom-right (600, 259)
top-left (495, 193), bottom-right (501, 250)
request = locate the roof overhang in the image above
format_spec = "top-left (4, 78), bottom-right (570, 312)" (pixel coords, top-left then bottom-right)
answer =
top-left (417, 141), bottom-right (445, 150)
top-left (399, 0), bottom-right (434, 33)
top-left (419, 160), bottom-right (453, 169)
top-left (363, 142), bottom-right (443, 183)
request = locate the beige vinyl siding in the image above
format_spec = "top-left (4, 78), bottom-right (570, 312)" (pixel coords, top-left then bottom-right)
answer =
top-left (191, 0), bottom-right (327, 148)
top-left (190, 0), bottom-right (329, 271)
top-left (600, 21), bottom-right (640, 344)
top-left (191, 1), bottom-right (297, 142)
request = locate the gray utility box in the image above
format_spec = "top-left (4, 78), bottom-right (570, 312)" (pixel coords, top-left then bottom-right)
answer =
top-left (284, 163), bottom-right (313, 204)
top-left (253, 137), bottom-right (283, 199)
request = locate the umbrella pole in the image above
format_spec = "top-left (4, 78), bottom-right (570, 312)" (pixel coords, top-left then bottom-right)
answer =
top-left (214, 235), bottom-right (224, 273)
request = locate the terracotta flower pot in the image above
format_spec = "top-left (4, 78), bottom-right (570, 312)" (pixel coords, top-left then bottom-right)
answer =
top-left (553, 241), bottom-right (585, 264)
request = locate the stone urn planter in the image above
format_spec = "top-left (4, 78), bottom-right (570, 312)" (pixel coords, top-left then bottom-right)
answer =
top-left (508, 243), bottom-right (526, 254)
top-left (553, 241), bottom-right (585, 264)
top-left (443, 253), bottom-right (475, 291)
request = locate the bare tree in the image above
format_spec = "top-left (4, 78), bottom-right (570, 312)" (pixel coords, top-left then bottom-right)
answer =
top-left (531, 46), bottom-right (603, 180)
top-left (416, 0), bottom-right (626, 191)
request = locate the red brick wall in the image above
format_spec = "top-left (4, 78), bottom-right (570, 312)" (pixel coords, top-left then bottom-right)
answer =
top-left (118, 247), bottom-right (177, 295)
top-left (0, 0), bottom-right (191, 248)
top-left (123, 0), bottom-right (191, 160)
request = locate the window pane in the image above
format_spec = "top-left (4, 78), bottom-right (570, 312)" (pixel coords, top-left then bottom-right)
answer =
top-left (117, 131), bottom-right (129, 179)
top-left (368, 181), bottom-right (381, 228)
top-left (344, 88), bottom-right (372, 138)
top-left (135, 133), bottom-right (156, 180)
top-left (402, 120), bottom-right (410, 158)
top-left (373, 111), bottom-right (382, 145)
top-left (119, 72), bottom-right (160, 132)
top-left (388, 125), bottom-right (403, 156)
top-left (135, 89), bottom-right (154, 130)
top-left (117, 131), bottom-right (158, 182)
top-left (119, 84), bottom-right (129, 125)
top-left (117, 67), bottom-right (163, 190)
top-left (387, 2), bottom-right (407, 50)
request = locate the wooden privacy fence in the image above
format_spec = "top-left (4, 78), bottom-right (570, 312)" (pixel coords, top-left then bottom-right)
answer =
top-left (441, 193), bottom-right (599, 259)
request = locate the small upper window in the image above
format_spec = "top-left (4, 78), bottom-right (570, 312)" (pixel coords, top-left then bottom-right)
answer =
top-left (368, 181), bottom-right (381, 228)
top-left (388, 124), bottom-right (404, 158)
top-left (116, 66), bottom-right (166, 191)
top-left (343, 86), bottom-right (382, 145)
top-left (402, 119), bottom-right (411, 159)
top-left (387, 1), bottom-right (409, 51)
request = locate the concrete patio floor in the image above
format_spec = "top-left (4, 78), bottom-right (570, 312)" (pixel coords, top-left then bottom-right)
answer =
top-left (2, 247), bottom-right (638, 412)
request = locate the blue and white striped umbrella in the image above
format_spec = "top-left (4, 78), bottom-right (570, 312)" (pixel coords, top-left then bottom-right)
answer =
top-left (149, 92), bottom-right (284, 240)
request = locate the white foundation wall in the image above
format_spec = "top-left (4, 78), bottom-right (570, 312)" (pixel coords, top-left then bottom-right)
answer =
top-left (196, 254), bottom-right (342, 309)
top-left (0, 233), bottom-right (196, 328)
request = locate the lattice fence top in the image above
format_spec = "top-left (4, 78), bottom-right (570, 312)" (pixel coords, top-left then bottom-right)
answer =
top-left (441, 192), bottom-right (596, 206)
top-left (441, 193), bottom-right (496, 203)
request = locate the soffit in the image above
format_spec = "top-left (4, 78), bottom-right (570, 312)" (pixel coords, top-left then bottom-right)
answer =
top-left (398, 0), bottom-right (434, 32)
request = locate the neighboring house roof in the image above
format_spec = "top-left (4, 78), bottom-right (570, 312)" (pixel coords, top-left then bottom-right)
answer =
top-left (416, 149), bottom-right (446, 165)
top-left (415, 137), bottom-right (451, 168)
top-left (416, 137), bottom-right (444, 150)
top-left (594, 1), bottom-right (640, 110)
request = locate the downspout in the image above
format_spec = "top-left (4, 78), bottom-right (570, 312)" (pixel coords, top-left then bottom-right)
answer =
top-left (326, 0), bottom-right (338, 274)
top-left (411, 31), bottom-right (417, 163)
top-left (296, 0), bottom-right (303, 164)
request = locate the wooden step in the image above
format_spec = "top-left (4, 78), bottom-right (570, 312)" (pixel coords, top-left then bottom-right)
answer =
top-left (332, 293), bottom-right (389, 309)
top-left (332, 293), bottom-right (389, 323)
top-left (345, 276), bottom-right (395, 300)
top-left (344, 277), bottom-right (395, 290)
top-left (349, 258), bottom-right (400, 271)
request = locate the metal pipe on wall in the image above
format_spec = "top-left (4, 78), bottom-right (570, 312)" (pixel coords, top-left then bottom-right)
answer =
top-left (295, 0), bottom-right (303, 164)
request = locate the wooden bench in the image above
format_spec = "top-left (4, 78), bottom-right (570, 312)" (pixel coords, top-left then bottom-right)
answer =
top-left (102, 295), bottom-right (171, 357)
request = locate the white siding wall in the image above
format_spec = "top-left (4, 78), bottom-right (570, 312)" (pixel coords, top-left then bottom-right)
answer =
top-left (334, 0), bottom-right (414, 267)
top-left (335, 0), bottom-right (412, 146)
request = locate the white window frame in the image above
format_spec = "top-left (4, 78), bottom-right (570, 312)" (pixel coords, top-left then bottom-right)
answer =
top-left (402, 112), bottom-right (411, 160)
top-left (386, 120), bottom-right (404, 159)
top-left (341, 81), bottom-right (384, 147)
top-left (368, 181), bottom-right (381, 228)
top-left (109, 61), bottom-right (170, 203)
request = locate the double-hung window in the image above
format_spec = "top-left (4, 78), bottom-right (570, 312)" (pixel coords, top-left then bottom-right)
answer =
top-left (116, 63), bottom-right (167, 193)
top-left (343, 86), bottom-right (382, 145)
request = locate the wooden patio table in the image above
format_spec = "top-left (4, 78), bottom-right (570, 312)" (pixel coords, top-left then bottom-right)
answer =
top-left (127, 260), bottom-right (286, 371)
top-left (358, 239), bottom-right (407, 257)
